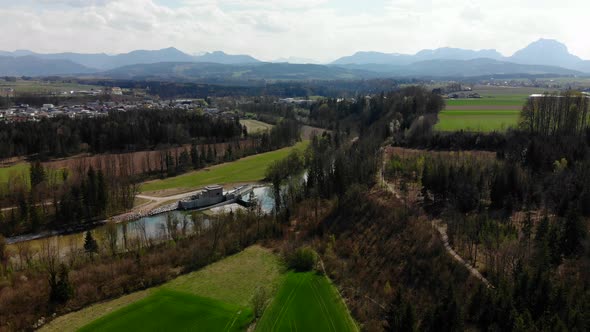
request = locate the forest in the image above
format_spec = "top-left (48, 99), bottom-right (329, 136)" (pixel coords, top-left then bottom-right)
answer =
top-left (0, 109), bottom-right (244, 159)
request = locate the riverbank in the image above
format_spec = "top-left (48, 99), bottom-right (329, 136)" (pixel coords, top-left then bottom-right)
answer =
top-left (5, 184), bottom-right (270, 246)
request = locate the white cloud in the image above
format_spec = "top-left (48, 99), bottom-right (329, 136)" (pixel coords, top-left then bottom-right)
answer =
top-left (0, 0), bottom-right (588, 61)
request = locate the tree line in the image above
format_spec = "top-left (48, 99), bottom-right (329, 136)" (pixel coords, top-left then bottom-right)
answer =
top-left (0, 108), bottom-right (243, 159)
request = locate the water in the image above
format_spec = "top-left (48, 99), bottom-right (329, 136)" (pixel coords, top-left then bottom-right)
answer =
top-left (6, 187), bottom-right (274, 259)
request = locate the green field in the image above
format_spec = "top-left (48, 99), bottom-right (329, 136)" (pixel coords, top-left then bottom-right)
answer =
top-left (239, 119), bottom-right (274, 134)
top-left (255, 272), bottom-right (358, 332)
top-left (41, 246), bottom-right (283, 332)
top-left (140, 141), bottom-right (309, 193)
top-left (0, 79), bottom-right (102, 94)
top-left (436, 87), bottom-right (531, 132)
top-left (436, 110), bottom-right (520, 132)
top-left (79, 290), bottom-right (253, 332)
top-left (0, 162), bottom-right (29, 184)
top-left (446, 98), bottom-right (525, 107)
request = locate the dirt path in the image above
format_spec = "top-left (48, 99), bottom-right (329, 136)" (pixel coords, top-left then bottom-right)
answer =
top-left (379, 147), bottom-right (493, 288)
top-left (432, 220), bottom-right (493, 288)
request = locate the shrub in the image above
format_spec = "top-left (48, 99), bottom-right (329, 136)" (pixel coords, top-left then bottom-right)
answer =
top-left (287, 247), bottom-right (317, 272)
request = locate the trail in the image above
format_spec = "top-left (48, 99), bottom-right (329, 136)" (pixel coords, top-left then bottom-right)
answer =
top-left (379, 147), bottom-right (494, 289)
top-left (432, 220), bottom-right (493, 288)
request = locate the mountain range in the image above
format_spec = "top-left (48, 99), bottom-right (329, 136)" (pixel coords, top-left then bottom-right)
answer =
top-left (332, 39), bottom-right (590, 73)
top-left (0, 39), bottom-right (588, 79)
top-left (0, 48), bottom-right (259, 71)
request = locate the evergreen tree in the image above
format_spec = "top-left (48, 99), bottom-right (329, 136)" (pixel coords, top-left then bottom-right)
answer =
top-left (96, 169), bottom-right (107, 215)
top-left (29, 160), bottom-right (46, 188)
top-left (49, 263), bottom-right (73, 304)
top-left (190, 143), bottom-right (199, 169)
top-left (84, 231), bottom-right (98, 254)
top-left (561, 206), bottom-right (586, 257)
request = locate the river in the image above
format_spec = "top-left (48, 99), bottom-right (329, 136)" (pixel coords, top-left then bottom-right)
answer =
top-left (5, 186), bottom-right (274, 260)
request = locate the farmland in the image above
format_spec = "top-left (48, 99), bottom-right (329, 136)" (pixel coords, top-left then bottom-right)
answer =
top-left (41, 246), bottom-right (283, 332)
top-left (0, 79), bottom-right (102, 94)
top-left (240, 119), bottom-right (274, 133)
top-left (79, 290), bottom-right (253, 332)
top-left (41, 246), bottom-right (356, 332)
top-left (140, 140), bottom-right (309, 193)
top-left (434, 86), bottom-right (545, 132)
top-left (256, 271), bottom-right (358, 332)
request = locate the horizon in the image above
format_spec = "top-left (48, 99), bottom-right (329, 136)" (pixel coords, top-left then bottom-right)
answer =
top-left (1, 38), bottom-right (587, 64)
top-left (0, 0), bottom-right (588, 62)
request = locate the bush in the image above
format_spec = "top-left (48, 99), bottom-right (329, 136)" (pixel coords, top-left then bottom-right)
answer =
top-left (287, 247), bottom-right (317, 272)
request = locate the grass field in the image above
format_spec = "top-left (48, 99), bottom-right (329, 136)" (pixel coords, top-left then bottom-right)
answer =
top-left (41, 246), bottom-right (283, 332)
top-left (0, 79), bottom-right (102, 94)
top-left (255, 272), bottom-right (358, 332)
top-left (436, 110), bottom-right (520, 132)
top-left (79, 290), bottom-right (253, 332)
top-left (435, 86), bottom-right (536, 132)
top-left (140, 141), bottom-right (309, 193)
top-left (0, 162), bottom-right (29, 184)
top-left (240, 119), bottom-right (274, 133)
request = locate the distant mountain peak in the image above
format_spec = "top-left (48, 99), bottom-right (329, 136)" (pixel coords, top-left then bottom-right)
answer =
top-left (510, 38), bottom-right (581, 68)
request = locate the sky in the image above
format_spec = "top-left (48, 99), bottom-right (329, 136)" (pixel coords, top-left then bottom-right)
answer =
top-left (0, 0), bottom-right (588, 62)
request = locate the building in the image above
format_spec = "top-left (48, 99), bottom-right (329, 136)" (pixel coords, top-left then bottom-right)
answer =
top-left (179, 185), bottom-right (225, 210)
top-left (0, 88), bottom-right (14, 97)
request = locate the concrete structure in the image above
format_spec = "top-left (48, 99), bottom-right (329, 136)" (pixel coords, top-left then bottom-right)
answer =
top-left (179, 185), bottom-right (225, 210)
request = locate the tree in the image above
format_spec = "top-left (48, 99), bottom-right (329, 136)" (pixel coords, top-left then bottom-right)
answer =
top-left (84, 231), bottom-right (98, 254)
top-left (561, 206), bottom-right (586, 257)
top-left (29, 160), bottom-right (46, 188)
top-left (386, 292), bottom-right (417, 332)
top-left (0, 235), bottom-right (6, 269)
top-left (190, 143), bottom-right (200, 169)
top-left (49, 263), bottom-right (73, 304)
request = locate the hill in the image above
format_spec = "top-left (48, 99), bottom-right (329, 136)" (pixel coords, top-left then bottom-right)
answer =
top-left (0, 56), bottom-right (95, 76)
top-left (332, 48), bottom-right (503, 65)
top-left (100, 62), bottom-right (375, 81)
top-left (0, 48), bottom-right (261, 71)
top-left (334, 58), bottom-right (582, 78)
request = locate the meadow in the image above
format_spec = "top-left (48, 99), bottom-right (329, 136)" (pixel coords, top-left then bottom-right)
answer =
top-left (140, 141), bottom-right (309, 193)
top-left (41, 245), bottom-right (284, 332)
top-left (239, 119), bottom-right (274, 133)
top-left (255, 272), bottom-right (358, 332)
top-left (436, 109), bottom-right (520, 132)
top-left (435, 86), bottom-right (539, 132)
top-left (0, 162), bottom-right (29, 184)
top-left (0, 79), bottom-right (102, 94)
top-left (41, 246), bottom-right (356, 332)
top-left (79, 290), bottom-right (253, 332)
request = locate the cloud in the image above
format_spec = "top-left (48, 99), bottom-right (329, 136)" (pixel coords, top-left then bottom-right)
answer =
top-left (0, 0), bottom-right (588, 61)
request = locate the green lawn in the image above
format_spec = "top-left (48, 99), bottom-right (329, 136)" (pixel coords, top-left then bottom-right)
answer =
top-left (0, 163), bottom-right (29, 184)
top-left (255, 272), bottom-right (358, 332)
top-left (140, 141), bottom-right (309, 193)
top-left (239, 119), bottom-right (274, 134)
top-left (436, 110), bottom-right (520, 132)
top-left (79, 290), bottom-right (253, 332)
